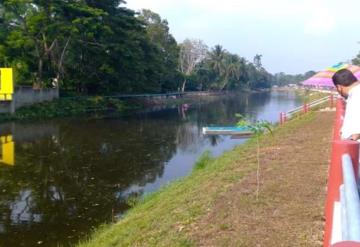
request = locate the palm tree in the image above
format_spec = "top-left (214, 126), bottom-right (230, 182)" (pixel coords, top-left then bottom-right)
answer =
top-left (209, 45), bottom-right (226, 75)
top-left (237, 57), bottom-right (248, 85)
top-left (220, 55), bottom-right (240, 90)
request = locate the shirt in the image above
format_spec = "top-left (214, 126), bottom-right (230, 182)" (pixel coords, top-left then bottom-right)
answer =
top-left (341, 84), bottom-right (360, 139)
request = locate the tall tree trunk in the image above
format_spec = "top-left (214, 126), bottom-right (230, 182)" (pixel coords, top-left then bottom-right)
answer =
top-left (37, 57), bottom-right (43, 88)
top-left (55, 37), bottom-right (71, 87)
top-left (220, 76), bottom-right (228, 91)
top-left (256, 137), bottom-right (260, 201)
top-left (181, 79), bottom-right (187, 92)
top-left (34, 42), bottom-right (43, 88)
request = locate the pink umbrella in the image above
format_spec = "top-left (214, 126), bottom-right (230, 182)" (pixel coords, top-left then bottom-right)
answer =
top-left (302, 63), bottom-right (360, 88)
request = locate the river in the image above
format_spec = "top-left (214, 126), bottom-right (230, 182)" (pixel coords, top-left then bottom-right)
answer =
top-left (0, 91), bottom-right (302, 246)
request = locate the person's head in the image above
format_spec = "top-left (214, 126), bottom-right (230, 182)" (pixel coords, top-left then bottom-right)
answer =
top-left (332, 69), bottom-right (358, 98)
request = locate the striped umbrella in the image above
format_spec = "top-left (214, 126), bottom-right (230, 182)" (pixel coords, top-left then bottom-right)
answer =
top-left (302, 63), bottom-right (360, 88)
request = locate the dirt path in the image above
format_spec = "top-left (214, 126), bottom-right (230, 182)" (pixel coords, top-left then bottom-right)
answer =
top-left (189, 112), bottom-right (334, 246)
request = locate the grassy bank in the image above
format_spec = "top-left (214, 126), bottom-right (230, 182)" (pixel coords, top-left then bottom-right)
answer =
top-left (294, 88), bottom-right (330, 103)
top-left (77, 110), bottom-right (333, 246)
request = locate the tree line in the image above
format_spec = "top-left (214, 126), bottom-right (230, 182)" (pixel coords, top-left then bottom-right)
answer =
top-left (352, 52), bottom-right (360, 66)
top-left (272, 71), bottom-right (316, 87)
top-left (0, 1), bottom-right (307, 95)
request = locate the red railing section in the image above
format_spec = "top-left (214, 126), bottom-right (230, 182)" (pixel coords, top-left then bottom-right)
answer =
top-left (280, 96), bottom-right (360, 246)
top-left (324, 98), bottom-right (360, 247)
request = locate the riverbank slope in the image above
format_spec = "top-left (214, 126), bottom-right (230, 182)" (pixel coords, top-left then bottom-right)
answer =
top-left (78, 110), bottom-right (334, 246)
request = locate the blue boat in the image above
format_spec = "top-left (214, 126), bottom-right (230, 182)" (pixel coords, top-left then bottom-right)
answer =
top-left (202, 126), bottom-right (253, 136)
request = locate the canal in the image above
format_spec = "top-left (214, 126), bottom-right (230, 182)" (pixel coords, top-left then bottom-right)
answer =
top-left (0, 91), bottom-right (302, 246)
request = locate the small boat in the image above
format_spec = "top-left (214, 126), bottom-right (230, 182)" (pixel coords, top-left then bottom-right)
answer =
top-left (202, 126), bottom-right (253, 136)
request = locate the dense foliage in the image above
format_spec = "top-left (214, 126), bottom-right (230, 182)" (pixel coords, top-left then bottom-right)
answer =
top-left (0, 1), bottom-right (303, 94)
top-left (272, 71), bottom-right (316, 86)
top-left (0, 0), bottom-right (178, 94)
top-left (186, 45), bottom-right (274, 91)
top-left (352, 52), bottom-right (360, 66)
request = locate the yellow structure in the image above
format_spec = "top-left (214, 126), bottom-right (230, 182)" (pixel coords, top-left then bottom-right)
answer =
top-left (0, 68), bottom-right (14, 101)
top-left (0, 135), bottom-right (14, 166)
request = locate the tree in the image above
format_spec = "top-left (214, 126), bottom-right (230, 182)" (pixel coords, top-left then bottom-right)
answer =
top-left (137, 9), bottom-right (180, 92)
top-left (0, 1), bottom-right (181, 94)
top-left (220, 54), bottom-right (240, 90)
top-left (194, 45), bottom-right (273, 91)
top-left (237, 114), bottom-right (272, 200)
top-left (273, 71), bottom-right (316, 86)
top-left (1, 0), bottom-right (107, 88)
top-left (0, 1), bottom-right (277, 95)
top-left (178, 39), bottom-right (208, 92)
top-left (253, 54), bottom-right (263, 70)
top-left (209, 45), bottom-right (226, 75)
top-left (67, 1), bottom-right (163, 94)
top-left (353, 52), bottom-right (360, 66)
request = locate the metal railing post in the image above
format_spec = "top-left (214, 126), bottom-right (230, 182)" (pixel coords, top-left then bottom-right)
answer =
top-left (303, 103), bottom-right (308, 113)
top-left (330, 94), bottom-right (334, 108)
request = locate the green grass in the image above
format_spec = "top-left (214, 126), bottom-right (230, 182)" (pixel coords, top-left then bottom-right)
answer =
top-left (294, 88), bottom-right (330, 103)
top-left (192, 151), bottom-right (213, 171)
top-left (76, 112), bottom-right (316, 247)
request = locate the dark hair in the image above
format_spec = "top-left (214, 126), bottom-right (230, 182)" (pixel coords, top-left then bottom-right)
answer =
top-left (332, 69), bottom-right (358, 86)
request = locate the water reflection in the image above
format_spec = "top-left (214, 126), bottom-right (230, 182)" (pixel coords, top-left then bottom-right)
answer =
top-left (0, 91), bottom-right (302, 246)
top-left (0, 135), bottom-right (14, 166)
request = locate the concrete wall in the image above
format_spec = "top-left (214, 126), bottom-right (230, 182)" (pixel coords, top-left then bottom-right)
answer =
top-left (14, 86), bottom-right (59, 108)
top-left (0, 87), bottom-right (59, 114)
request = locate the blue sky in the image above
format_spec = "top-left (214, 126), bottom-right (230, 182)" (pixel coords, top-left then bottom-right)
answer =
top-left (125, 0), bottom-right (360, 75)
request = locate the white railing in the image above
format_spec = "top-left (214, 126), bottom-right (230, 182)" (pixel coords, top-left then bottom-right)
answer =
top-left (337, 154), bottom-right (360, 242)
top-left (286, 95), bottom-right (333, 119)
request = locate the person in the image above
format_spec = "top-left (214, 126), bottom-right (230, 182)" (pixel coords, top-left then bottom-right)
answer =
top-left (332, 68), bottom-right (360, 141)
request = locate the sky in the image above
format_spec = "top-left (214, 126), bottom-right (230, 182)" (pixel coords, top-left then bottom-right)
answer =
top-left (125, 0), bottom-right (360, 75)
